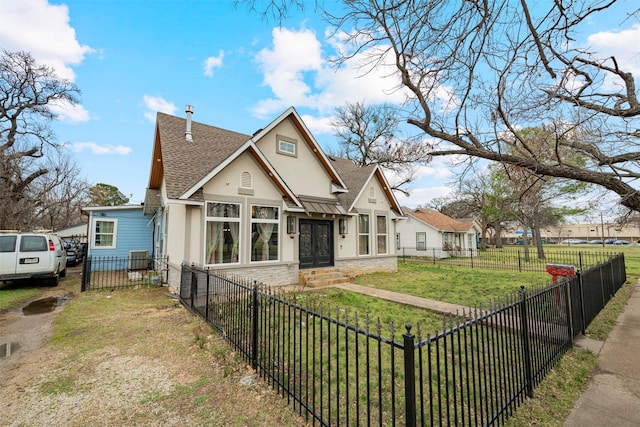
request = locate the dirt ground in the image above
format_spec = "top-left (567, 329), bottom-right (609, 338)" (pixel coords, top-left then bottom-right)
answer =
top-left (0, 269), bottom-right (305, 426)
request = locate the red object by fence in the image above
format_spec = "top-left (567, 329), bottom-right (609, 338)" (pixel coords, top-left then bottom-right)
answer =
top-left (546, 264), bottom-right (577, 283)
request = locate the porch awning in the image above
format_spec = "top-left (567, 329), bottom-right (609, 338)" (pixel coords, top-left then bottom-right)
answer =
top-left (299, 196), bottom-right (348, 216)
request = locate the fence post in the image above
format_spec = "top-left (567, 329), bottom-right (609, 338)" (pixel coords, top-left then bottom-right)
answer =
top-left (433, 248), bottom-right (436, 264)
top-left (519, 286), bottom-right (534, 398)
top-left (81, 255), bottom-right (91, 292)
top-left (403, 324), bottom-right (416, 427)
top-left (579, 252), bottom-right (584, 271)
top-left (577, 271), bottom-right (587, 335)
top-left (470, 248), bottom-right (474, 268)
top-left (251, 280), bottom-right (259, 370)
top-left (518, 250), bottom-right (522, 273)
top-left (205, 267), bottom-right (210, 320)
top-left (190, 263), bottom-right (197, 309)
top-left (564, 280), bottom-right (574, 342)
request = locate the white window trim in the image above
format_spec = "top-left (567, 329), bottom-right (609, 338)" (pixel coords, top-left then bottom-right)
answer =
top-left (204, 201), bottom-right (242, 266)
top-left (416, 232), bottom-right (426, 251)
top-left (91, 218), bottom-right (118, 250)
top-left (276, 134), bottom-right (298, 157)
top-left (249, 204), bottom-right (280, 264)
top-left (358, 213), bottom-right (371, 256)
top-left (376, 214), bottom-right (388, 255)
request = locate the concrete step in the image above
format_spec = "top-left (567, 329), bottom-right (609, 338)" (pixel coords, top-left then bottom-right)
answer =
top-left (300, 268), bottom-right (350, 288)
top-left (306, 276), bottom-right (351, 288)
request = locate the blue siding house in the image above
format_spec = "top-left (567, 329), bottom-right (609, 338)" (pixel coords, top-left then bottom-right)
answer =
top-left (82, 205), bottom-right (154, 261)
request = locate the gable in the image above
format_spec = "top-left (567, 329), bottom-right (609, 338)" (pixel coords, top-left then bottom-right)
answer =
top-left (253, 115), bottom-right (344, 199)
top-left (151, 112), bottom-right (251, 200)
top-left (201, 150), bottom-right (285, 201)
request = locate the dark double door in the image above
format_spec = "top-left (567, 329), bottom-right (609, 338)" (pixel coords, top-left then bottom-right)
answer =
top-left (299, 219), bottom-right (333, 269)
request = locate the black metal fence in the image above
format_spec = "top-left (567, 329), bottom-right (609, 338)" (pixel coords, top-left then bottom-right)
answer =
top-left (400, 247), bottom-right (616, 273)
top-left (180, 253), bottom-right (626, 426)
top-left (81, 255), bottom-right (169, 291)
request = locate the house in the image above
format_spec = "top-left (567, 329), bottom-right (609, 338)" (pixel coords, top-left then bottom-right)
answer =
top-left (144, 106), bottom-right (405, 291)
top-left (82, 205), bottom-right (154, 260)
top-left (54, 222), bottom-right (87, 241)
top-left (396, 208), bottom-right (480, 258)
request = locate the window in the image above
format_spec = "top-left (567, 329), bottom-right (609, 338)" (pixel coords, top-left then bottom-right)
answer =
top-left (20, 236), bottom-right (48, 252)
top-left (251, 205), bottom-right (279, 262)
top-left (93, 219), bottom-right (117, 249)
top-left (358, 214), bottom-right (370, 255)
top-left (377, 215), bottom-right (387, 254)
top-left (396, 233), bottom-right (401, 250)
top-left (416, 232), bottom-right (426, 251)
top-left (0, 235), bottom-right (16, 252)
top-left (277, 135), bottom-right (297, 157)
top-left (205, 202), bottom-right (240, 264)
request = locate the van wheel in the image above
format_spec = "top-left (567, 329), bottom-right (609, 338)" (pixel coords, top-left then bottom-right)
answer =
top-left (48, 275), bottom-right (60, 287)
top-left (60, 267), bottom-right (67, 278)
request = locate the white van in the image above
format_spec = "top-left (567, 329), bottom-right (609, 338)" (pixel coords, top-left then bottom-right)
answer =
top-left (0, 233), bottom-right (67, 286)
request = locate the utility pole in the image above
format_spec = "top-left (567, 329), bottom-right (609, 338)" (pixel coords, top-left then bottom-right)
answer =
top-left (601, 212), bottom-right (605, 247)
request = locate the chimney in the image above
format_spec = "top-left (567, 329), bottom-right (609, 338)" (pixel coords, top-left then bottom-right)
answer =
top-left (185, 105), bottom-right (194, 141)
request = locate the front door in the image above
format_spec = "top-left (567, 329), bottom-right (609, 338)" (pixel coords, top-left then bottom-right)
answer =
top-left (299, 219), bottom-right (333, 269)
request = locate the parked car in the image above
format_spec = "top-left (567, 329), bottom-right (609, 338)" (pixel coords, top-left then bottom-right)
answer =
top-left (0, 232), bottom-right (67, 286)
top-left (62, 238), bottom-right (84, 266)
top-left (604, 239), bottom-right (618, 244)
top-left (614, 240), bottom-right (630, 245)
top-left (560, 239), bottom-right (588, 244)
top-left (588, 240), bottom-right (604, 245)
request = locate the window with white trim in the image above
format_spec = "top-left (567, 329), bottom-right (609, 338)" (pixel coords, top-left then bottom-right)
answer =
top-left (376, 215), bottom-right (387, 254)
top-left (251, 205), bottom-right (279, 262)
top-left (358, 214), bottom-right (370, 255)
top-left (277, 135), bottom-right (297, 157)
top-left (93, 219), bottom-right (117, 249)
top-left (205, 202), bottom-right (240, 264)
top-left (416, 232), bottom-right (426, 251)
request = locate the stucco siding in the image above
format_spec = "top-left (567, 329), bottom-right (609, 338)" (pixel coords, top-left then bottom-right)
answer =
top-left (255, 120), bottom-right (334, 199)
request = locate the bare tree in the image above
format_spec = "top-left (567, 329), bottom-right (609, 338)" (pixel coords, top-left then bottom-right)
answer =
top-left (246, 1), bottom-right (640, 212)
top-left (0, 50), bottom-right (82, 229)
top-left (330, 101), bottom-right (431, 195)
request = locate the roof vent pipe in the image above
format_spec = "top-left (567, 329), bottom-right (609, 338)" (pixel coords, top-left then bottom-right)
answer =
top-left (185, 105), bottom-right (194, 141)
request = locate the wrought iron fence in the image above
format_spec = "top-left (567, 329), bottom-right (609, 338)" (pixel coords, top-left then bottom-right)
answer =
top-left (399, 247), bottom-right (616, 273)
top-left (81, 255), bottom-right (169, 291)
top-left (180, 253), bottom-right (626, 426)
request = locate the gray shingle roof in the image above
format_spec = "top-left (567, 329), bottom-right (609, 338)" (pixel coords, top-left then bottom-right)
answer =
top-left (329, 156), bottom-right (376, 211)
top-left (156, 112), bottom-right (251, 200)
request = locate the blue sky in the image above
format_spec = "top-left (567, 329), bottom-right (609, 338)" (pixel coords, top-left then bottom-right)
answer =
top-left (1, 0), bottom-right (638, 210)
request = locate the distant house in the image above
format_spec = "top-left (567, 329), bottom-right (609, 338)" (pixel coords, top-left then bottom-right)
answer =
top-left (396, 208), bottom-right (480, 258)
top-left (55, 222), bottom-right (87, 241)
top-left (144, 106), bottom-right (405, 291)
top-left (82, 205), bottom-right (154, 260)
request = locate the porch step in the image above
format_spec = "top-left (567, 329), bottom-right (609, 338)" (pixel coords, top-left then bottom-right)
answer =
top-left (299, 268), bottom-right (351, 288)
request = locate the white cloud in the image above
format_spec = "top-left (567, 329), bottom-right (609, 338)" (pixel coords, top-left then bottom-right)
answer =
top-left (299, 114), bottom-right (334, 135)
top-left (203, 51), bottom-right (224, 77)
top-left (0, 0), bottom-right (93, 81)
top-left (72, 142), bottom-right (132, 155)
top-left (585, 23), bottom-right (640, 87)
top-left (48, 98), bottom-right (90, 123)
top-left (143, 95), bottom-right (178, 122)
top-left (251, 25), bottom-right (430, 119)
top-left (396, 185), bottom-right (454, 209)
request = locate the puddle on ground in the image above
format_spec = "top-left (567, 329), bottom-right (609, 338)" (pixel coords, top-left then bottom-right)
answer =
top-left (1, 341), bottom-right (20, 358)
top-left (22, 296), bottom-right (67, 316)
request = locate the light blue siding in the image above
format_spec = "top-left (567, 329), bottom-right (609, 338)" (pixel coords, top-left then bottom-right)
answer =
top-left (87, 208), bottom-right (154, 259)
